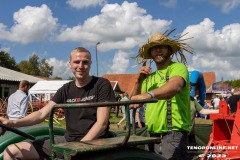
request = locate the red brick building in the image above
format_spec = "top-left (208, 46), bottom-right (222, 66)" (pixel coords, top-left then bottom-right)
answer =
top-left (103, 72), bottom-right (216, 100)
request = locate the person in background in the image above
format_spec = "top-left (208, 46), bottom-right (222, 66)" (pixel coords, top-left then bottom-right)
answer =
top-left (199, 100), bottom-right (213, 119)
top-left (189, 92), bottom-right (219, 158)
top-left (228, 88), bottom-right (240, 113)
top-left (7, 80), bottom-right (30, 120)
top-left (0, 47), bottom-right (116, 160)
top-left (212, 95), bottom-right (220, 109)
top-left (116, 92), bottom-right (145, 129)
top-left (224, 94), bottom-right (231, 104)
top-left (114, 94), bottom-right (121, 117)
top-left (134, 104), bottom-right (145, 128)
top-left (189, 83), bottom-right (218, 141)
top-left (220, 96), bottom-right (226, 102)
top-left (116, 93), bottom-right (129, 128)
top-left (129, 103), bottom-right (146, 129)
top-left (130, 29), bottom-right (193, 159)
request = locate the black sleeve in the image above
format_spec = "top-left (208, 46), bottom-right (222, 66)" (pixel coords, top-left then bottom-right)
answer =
top-left (52, 85), bottom-right (66, 104)
top-left (97, 78), bottom-right (116, 102)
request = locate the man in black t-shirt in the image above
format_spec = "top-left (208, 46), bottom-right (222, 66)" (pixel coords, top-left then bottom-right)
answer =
top-left (0, 47), bottom-right (116, 160)
top-left (228, 89), bottom-right (240, 113)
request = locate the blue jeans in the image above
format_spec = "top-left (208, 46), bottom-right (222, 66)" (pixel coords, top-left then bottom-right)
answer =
top-left (148, 131), bottom-right (190, 160)
top-left (135, 122), bottom-right (146, 128)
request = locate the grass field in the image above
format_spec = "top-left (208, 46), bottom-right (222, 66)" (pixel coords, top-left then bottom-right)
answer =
top-left (43, 113), bottom-right (212, 132)
top-left (43, 113), bottom-right (125, 132)
top-left (195, 118), bottom-right (212, 124)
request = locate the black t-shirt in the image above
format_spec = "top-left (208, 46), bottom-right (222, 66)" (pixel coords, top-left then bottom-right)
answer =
top-left (228, 95), bottom-right (240, 113)
top-left (52, 76), bottom-right (116, 142)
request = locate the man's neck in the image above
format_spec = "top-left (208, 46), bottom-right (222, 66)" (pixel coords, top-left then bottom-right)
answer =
top-left (75, 75), bottom-right (92, 88)
top-left (156, 58), bottom-right (172, 70)
top-left (18, 88), bottom-right (26, 93)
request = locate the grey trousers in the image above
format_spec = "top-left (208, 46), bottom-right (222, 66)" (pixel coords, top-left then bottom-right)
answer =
top-left (148, 131), bottom-right (191, 160)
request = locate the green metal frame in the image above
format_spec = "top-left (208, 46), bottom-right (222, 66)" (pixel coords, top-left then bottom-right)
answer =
top-left (48, 99), bottom-right (158, 159)
top-left (0, 124), bottom-right (65, 160)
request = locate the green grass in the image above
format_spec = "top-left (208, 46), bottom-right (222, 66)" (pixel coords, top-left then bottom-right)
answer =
top-left (43, 114), bottom-right (212, 133)
top-left (109, 113), bottom-right (122, 124)
top-left (42, 113), bottom-right (125, 132)
top-left (109, 113), bottom-right (126, 131)
top-left (195, 118), bottom-right (212, 124)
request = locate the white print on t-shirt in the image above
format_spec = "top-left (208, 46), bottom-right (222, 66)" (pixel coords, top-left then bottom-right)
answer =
top-left (67, 95), bottom-right (95, 103)
top-left (81, 95), bottom-right (95, 102)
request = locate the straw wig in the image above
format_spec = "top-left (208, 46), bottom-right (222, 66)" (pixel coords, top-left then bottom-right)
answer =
top-left (135, 29), bottom-right (193, 65)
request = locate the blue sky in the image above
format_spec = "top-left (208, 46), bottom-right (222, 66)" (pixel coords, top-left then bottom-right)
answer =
top-left (0, 0), bottom-right (240, 81)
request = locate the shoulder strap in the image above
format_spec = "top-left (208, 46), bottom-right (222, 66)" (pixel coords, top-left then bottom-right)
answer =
top-left (166, 71), bottom-right (172, 132)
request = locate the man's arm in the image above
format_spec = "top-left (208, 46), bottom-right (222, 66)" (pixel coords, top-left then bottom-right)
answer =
top-left (150, 76), bottom-right (185, 99)
top-left (81, 106), bottom-right (110, 141)
top-left (195, 100), bottom-right (219, 115)
top-left (129, 79), bottom-right (142, 98)
top-left (199, 109), bottom-right (219, 115)
top-left (131, 76), bottom-right (185, 107)
top-left (0, 101), bottom-right (55, 128)
top-left (129, 61), bottom-right (151, 98)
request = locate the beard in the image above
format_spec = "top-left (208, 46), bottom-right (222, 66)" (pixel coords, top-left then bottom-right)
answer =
top-left (154, 54), bottom-right (171, 65)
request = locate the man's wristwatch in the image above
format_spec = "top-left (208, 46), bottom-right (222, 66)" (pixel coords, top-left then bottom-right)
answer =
top-left (147, 91), bottom-right (155, 98)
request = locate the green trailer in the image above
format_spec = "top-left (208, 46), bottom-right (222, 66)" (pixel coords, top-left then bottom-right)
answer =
top-left (0, 99), bottom-right (165, 160)
top-left (0, 124), bottom-right (65, 160)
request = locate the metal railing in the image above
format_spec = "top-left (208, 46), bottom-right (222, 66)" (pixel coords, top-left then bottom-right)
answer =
top-left (48, 98), bottom-right (158, 158)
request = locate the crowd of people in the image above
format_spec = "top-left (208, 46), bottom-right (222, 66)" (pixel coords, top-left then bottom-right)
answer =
top-left (193, 90), bottom-right (240, 120)
top-left (208, 89), bottom-right (240, 115)
top-left (0, 29), bottom-right (240, 160)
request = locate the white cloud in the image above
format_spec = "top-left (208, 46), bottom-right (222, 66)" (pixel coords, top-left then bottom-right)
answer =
top-left (189, 53), bottom-right (240, 80)
top-left (48, 50), bottom-right (132, 78)
top-left (183, 18), bottom-right (240, 81)
top-left (1, 1), bottom-right (239, 82)
top-left (47, 58), bottom-right (72, 79)
top-left (66, 0), bottom-right (107, 9)
top-left (210, 0), bottom-right (240, 13)
top-left (55, 1), bottom-right (172, 51)
top-left (54, 1), bottom-right (240, 81)
top-left (0, 47), bottom-right (10, 53)
top-left (0, 4), bottom-right (58, 44)
top-left (106, 50), bottom-right (131, 74)
top-left (0, 1), bottom-right (171, 79)
top-left (159, 0), bottom-right (177, 8)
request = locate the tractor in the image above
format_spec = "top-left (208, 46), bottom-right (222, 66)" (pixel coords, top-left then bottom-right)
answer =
top-left (0, 99), bottom-right (165, 160)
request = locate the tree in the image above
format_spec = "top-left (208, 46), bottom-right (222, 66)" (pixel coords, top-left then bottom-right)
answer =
top-left (28, 54), bottom-right (40, 75)
top-left (18, 55), bottom-right (39, 75)
top-left (225, 80), bottom-right (240, 88)
top-left (67, 76), bottom-right (75, 80)
top-left (53, 76), bottom-right (62, 80)
top-left (17, 60), bottom-right (29, 74)
top-left (39, 59), bottom-right (53, 77)
top-left (0, 51), bottom-right (19, 71)
top-left (18, 54), bottom-right (53, 77)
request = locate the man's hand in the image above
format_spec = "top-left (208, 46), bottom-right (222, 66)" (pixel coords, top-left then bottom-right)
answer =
top-left (130, 93), bottom-right (151, 109)
top-left (136, 60), bottom-right (152, 83)
top-left (0, 117), bottom-right (11, 126)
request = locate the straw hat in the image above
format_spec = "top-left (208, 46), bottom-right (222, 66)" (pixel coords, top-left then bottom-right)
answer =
top-left (134, 29), bottom-right (193, 65)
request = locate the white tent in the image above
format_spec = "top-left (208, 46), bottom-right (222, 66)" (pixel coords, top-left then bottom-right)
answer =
top-left (29, 80), bottom-right (71, 101)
